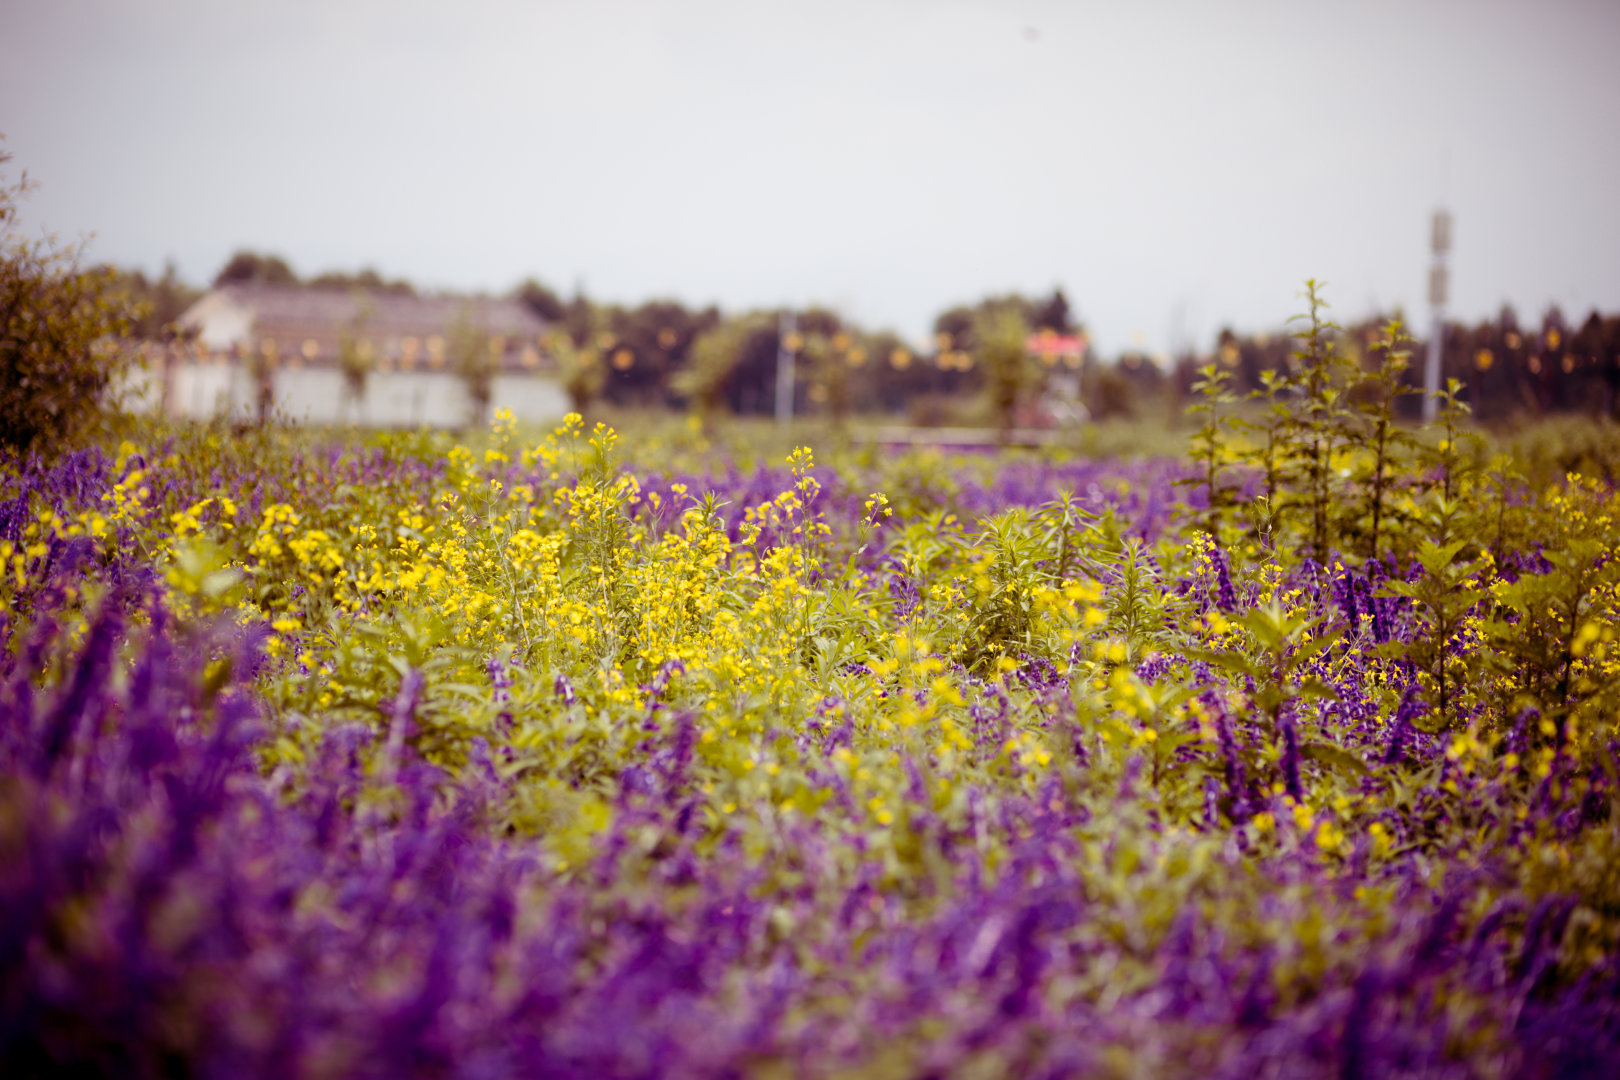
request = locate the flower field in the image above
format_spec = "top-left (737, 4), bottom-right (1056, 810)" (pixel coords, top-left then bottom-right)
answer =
top-left (4, 401), bottom-right (1620, 1078)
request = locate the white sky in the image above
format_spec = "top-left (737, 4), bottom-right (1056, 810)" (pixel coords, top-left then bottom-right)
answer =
top-left (3, 0), bottom-right (1618, 357)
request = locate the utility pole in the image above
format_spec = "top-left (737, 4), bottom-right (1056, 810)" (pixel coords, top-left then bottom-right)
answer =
top-left (1423, 209), bottom-right (1452, 422)
top-left (775, 310), bottom-right (797, 426)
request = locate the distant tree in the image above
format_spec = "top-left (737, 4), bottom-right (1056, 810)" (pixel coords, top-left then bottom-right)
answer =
top-left (1574, 311), bottom-right (1620, 419)
top-left (672, 316), bottom-right (762, 432)
top-left (512, 277), bottom-right (567, 322)
top-left (975, 307), bottom-right (1035, 439)
top-left (547, 331), bottom-right (605, 418)
top-left (861, 330), bottom-right (927, 413)
top-left (1540, 306), bottom-right (1571, 410)
top-left (797, 306), bottom-right (843, 339)
top-left (250, 341), bottom-right (277, 426)
top-left (933, 291), bottom-right (1077, 353)
top-left (932, 305), bottom-right (977, 350)
top-left (1, 145), bottom-right (138, 455)
top-left (449, 308), bottom-right (496, 428)
top-left (726, 318), bottom-right (785, 416)
top-left (213, 250), bottom-right (297, 287)
top-left (599, 299), bottom-right (718, 407)
top-left (103, 261), bottom-right (202, 340)
top-left (308, 267), bottom-right (414, 295)
top-left (1032, 288), bottom-right (1075, 333)
top-left (337, 296), bottom-right (375, 423)
top-left (562, 291), bottom-right (596, 347)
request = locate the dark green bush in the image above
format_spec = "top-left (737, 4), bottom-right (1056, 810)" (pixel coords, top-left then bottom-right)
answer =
top-left (0, 146), bottom-right (135, 456)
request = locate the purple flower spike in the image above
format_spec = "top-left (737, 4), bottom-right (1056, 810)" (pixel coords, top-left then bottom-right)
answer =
top-left (1211, 542), bottom-right (1239, 613)
top-left (1383, 685), bottom-right (1424, 766)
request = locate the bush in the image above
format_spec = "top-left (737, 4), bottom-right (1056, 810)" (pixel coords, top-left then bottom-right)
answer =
top-left (0, 146), bottom-right (135, 456)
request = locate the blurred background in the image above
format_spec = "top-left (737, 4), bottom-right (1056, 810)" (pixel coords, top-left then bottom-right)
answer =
top-left (2, 0), bottom-right (1618, 430)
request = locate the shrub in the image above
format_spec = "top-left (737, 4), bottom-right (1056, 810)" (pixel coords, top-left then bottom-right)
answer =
top-left (0, 146), bottom-right (136, 457)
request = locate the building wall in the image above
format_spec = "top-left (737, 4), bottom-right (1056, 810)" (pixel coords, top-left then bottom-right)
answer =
top-left (182, 294), bottom-right (256, 351)
top-left (120, 362), bottom-right (569, 428)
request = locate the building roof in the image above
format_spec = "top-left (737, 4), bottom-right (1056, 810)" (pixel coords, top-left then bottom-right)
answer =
top-left (178, 283), bottom-right (547, 354)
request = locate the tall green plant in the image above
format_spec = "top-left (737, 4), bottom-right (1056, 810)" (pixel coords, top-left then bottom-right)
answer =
top-left (1283, 281), bottom-right (1359, 563)
top-left (1344, 320), bottom-right (1420, 561)
top-left (1227, 367), bottom-right (1290, 547)
top-left (1184, 363), bottom-right (1240, 535)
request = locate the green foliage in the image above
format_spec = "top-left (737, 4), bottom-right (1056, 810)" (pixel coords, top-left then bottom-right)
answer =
top-left (449, 307), bottom-right (496, 428)
top-left (337, 294), bottom-right (375, 413)
top-left (212, 249), bottom-right (297, 287)
top-left (1476, 477), bottom-right (1620, 749)
top-left (511, 277), bottom-right (566, 321)
top-left (1184, 362), bottom-right (1239, 533)
top-left (1382, 533), bottom-right (1489, 731)
top-left (672, 315), bottom-right (759, 432)
top-left (1190, 283), bottom-right (1493, 565)
top-left (547, 331), bottom-right (606, 418)
top-left (974, 305), bottom-right (1036, 438)
top-left (103, 261), bottom-right (202, 341)
top-left (1274, 281), bottom-right (1361, 561)
top-left (307, 265), bottom-right (415, 295)
top-left (1342, 320), bottom-right (1420, 559)
top-left (0, 146), bottom-right (137, 456)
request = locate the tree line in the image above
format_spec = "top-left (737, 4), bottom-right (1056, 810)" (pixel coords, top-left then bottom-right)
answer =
top-left (66, 244), bottom-right (1620, 441)
top-left (1179, 306), bottom-right (1620, 423)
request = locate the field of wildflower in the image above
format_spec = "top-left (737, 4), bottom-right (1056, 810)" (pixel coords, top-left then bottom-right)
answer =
top-left (5, 332), bottom-right (1620, 1077)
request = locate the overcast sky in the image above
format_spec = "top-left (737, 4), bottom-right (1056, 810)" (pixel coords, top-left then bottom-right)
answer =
top-left (4, 0), bottom-right (1618, 356)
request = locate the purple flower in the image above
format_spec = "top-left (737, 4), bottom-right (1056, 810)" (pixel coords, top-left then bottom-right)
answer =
top-left (1383, 685), bottom-right (1424, 766)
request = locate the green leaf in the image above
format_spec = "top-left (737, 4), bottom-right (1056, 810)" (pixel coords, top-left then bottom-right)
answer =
top-left (1300, 740), bottom-right (1369, 776)
top-left (1295, 679), bottom-right (1339, 702)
